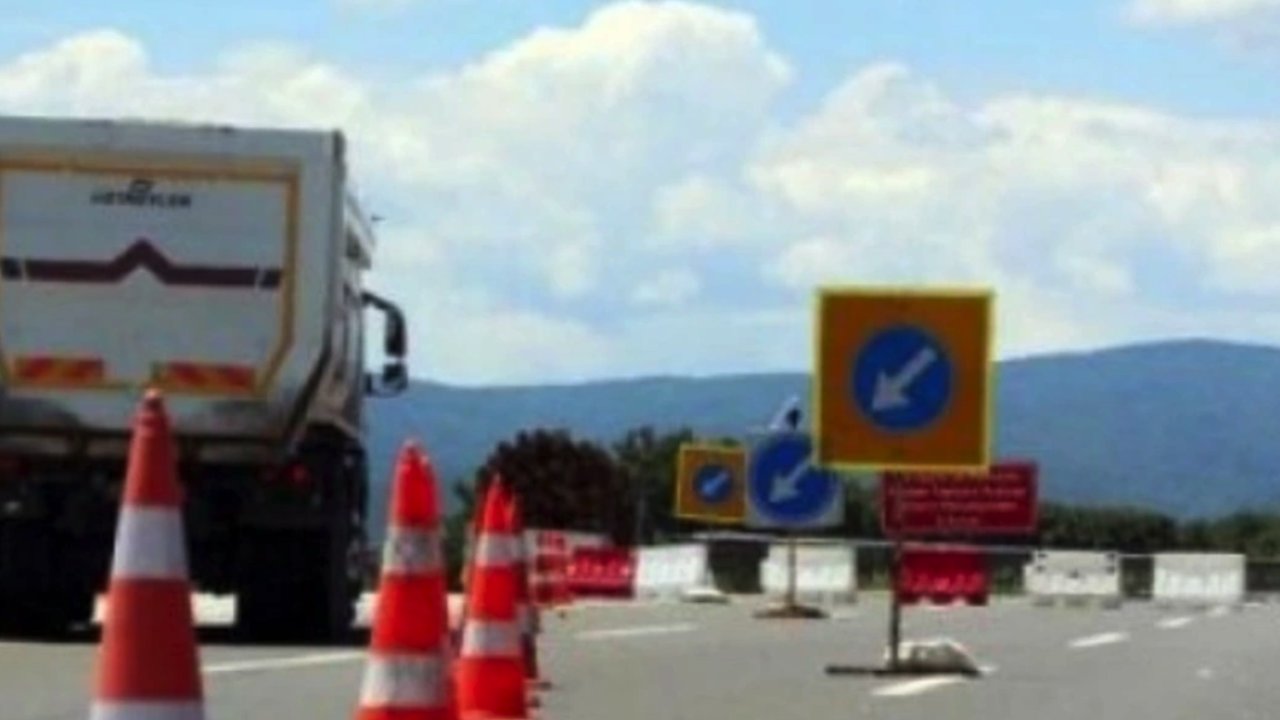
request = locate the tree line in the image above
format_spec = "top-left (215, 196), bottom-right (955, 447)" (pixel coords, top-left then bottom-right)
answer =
top-left (445, 426), bottom-right (1280, 569)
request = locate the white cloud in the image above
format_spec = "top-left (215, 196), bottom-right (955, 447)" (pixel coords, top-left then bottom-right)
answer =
top-left (430, 305), bottom-right (615, 384)
top-left (753, 64), bottom-right (1280, 313)
top-left (631, 268), bottom-right (701, 306)
top-left (1128, 0), bottom-right (1280, 25)
top-left (1207, 225), bottom-right (1280, 293)
top-left (0, 6), bottom-right (1277, 383)
top-left (1126, 0), bottom-right (1280, 55)
top-left (652, 175), bottom-right (758, 248)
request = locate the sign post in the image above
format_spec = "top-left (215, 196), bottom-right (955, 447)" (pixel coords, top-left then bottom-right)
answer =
top-left (813, 287), bottom-right (994, 472)
top-left (786, 530), bottom-right (799, 611)
top-left (887, 539), bottom-right (903, 669)
top-left (881, 462), bottom-right (1038, 537)
top-left (813, 286), bottom-right (997, 675)
top-left (673, 444), bottom-right (748, 525)
top-left (746, 430), bottom-right (844, 619)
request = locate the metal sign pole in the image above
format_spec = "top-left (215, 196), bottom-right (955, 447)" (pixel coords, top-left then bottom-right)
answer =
top-left (888, 538), bottom-right (903, 671)
top-left (786, 529), bottom-right (798, 610)
top-left (887, 474), bottom-right (906, 672)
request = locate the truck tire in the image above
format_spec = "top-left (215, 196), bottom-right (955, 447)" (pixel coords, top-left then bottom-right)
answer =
top-left (0, 522), bottom-right (96, 637)
top-left (236, 524), bottom-right (357, 643)
top-left (236, 438), bottom-right (366, 643)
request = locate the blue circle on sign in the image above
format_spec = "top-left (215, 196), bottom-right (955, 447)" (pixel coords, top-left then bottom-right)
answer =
top-left (748, 433), bottom-right (839, 525)
top-left (693, 463), bottom-right (734, 504)
top-left (852, 324), bottom-right (952, 432)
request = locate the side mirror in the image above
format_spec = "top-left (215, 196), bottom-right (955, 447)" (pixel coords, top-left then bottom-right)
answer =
top-left (382, 362), bottom-right (408, 393)
top-left (385, 312), bottom-right (407, 359)
top-left (365, 361), bottom-right (408, 398)
top-left (362, 290), bottom-right (408, 359)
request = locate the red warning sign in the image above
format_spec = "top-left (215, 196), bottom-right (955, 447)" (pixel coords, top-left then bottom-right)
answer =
top-left (881, 461), bottom-right (1038, 537)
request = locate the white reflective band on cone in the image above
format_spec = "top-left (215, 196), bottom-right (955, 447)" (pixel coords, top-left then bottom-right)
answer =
top-left (110, 507), bottom-right (190, 579)
top-left (473, 535), bottom-right (522, 568)
top-left (90, 701), bottom-right (205, 720)
top-left (381, 527), bottom-right (443, 575)
top-left (461, 620), bottom-right (521, 657)
top-left (359, 654), bottom-right (445, 707)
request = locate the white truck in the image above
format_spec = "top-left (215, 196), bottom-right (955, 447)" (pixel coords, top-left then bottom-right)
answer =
top-left (0, 116), bottom-right (408, 639)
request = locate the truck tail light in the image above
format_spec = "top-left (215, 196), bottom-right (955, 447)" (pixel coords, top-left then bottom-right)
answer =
top-left (0, 456), bottom-right (24, 478)
top-left (263, 461), bottom-right (311, 487)
top-left (286, 462), bottom-right (311, 487)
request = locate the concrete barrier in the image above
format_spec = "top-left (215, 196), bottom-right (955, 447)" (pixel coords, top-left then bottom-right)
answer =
top-left (760, 544), bottom-right (857, 605)
top-left (1154, 553), bottom-right (1245, 608)
top-left (1024, 550), bottom-right (1122, 609)
top-left (634, 544), bottom-right (713, 601)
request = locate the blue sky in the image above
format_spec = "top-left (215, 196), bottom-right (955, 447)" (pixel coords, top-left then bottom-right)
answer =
top-left (3, 0), bottom-right (1275, 116)
top-left (0, 0), bottom-right (1277, 384)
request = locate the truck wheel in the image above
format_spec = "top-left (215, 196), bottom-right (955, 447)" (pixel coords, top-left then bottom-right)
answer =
top-left (236, 525), bottom-right (356, 644)
top-left (0, 523), bottom-right (96, 637)
top-left (0, 586), bottom-right (93, 637)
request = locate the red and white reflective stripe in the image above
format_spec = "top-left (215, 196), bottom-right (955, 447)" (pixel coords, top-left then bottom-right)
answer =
top-left (473, 534), bottom-right (522, 568)
top-left (359, 654), bottom-right (445, 707)
top-left (460, 620), bottom-right (521, 657)
top-left (89, 701), bottom-right (204, 720)
top-left (111, 507), bottom-right (189, 579)
top-left (380, 527), bottom-right (442, 575)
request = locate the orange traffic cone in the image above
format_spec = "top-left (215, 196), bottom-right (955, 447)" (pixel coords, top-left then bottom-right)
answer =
top-left (452, 485), bottom-right (486, 656)
top-left (455, 477), bottom-right (528, 719)
top-left (89, 389), bottom-right (204, 720)
top-left (356, 442), bottom-right (457, 720)
top-left (503, 498), bottom-right (547, 696)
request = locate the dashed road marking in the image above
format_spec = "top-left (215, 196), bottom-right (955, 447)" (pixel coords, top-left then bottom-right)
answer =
top-left (576, 623), bottom-right (697, 641)
top-left (873, 676), bottom-right (967, 698)
top-left (1157, 616), bottom-right (1194, 630)
top-left (1068, 631), bottom-right (1129, 649)
top-left (204, 651), bottom-right (365, 676)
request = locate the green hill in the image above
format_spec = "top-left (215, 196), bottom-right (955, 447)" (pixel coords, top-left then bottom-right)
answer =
top-left (365, 339), bottom-right (1280, 532)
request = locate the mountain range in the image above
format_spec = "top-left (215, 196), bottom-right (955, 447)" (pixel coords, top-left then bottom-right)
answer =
top-left (365, 339), bottom-right (1280, 531)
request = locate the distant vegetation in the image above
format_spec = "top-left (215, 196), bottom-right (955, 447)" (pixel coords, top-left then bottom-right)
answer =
top-left (369, 340), bottom-right (1280, 542)
top-left (439, 425), bottom-right (1280, 586)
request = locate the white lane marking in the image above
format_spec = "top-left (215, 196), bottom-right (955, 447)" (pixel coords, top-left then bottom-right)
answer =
top-left (873, 676), bottom-right (966, 698)
top-left (830, 610), bottom-right (860, 621)
top-left (1197, 667), bottom-right (1215, 681)
top-left (204, 651), bottom-right (365, 675)
top-left (576, 623), bottom-right (696, 641)
top-left (1207, 606), bottom-right (1230, 618)
top-left (1158, 616), bottom-right (1194, 630)
top-left (1068, 631), bottom-right (1129, 649)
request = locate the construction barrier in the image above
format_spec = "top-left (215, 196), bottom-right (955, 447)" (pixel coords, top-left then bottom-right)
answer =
top-left (633, 544), bottom-right (712, 601)
top-left (563, 530), bottom-right (611, 552)
top-left (528, 529), bottom-right (573, 607)
top-left (897, 545), bottom-right (988, 606)
top-left (759, 544), bottom-right (857, 605)
top-left (566, 546), bottom-right (636, 599)
top-left (1024, 550), bottom-right (1122, 608)
top-left (1153, 552), bottom-right (1245, 607)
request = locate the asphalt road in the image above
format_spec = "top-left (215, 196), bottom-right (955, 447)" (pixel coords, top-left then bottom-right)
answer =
top-left (3, 594), bottom-right (1278, 719)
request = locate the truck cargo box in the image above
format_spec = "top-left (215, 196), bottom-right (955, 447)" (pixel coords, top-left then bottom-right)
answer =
top-left (0, 117), bottom-right (373, 458)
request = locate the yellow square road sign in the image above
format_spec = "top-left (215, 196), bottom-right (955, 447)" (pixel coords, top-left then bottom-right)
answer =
top-left (814, 286), bottom-right (994, 471)
top-left (674, 443), bottom-right (747, 524)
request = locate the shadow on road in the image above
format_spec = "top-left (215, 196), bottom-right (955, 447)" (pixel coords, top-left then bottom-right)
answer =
top-left (0, 623), bottom-right (371, 649)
